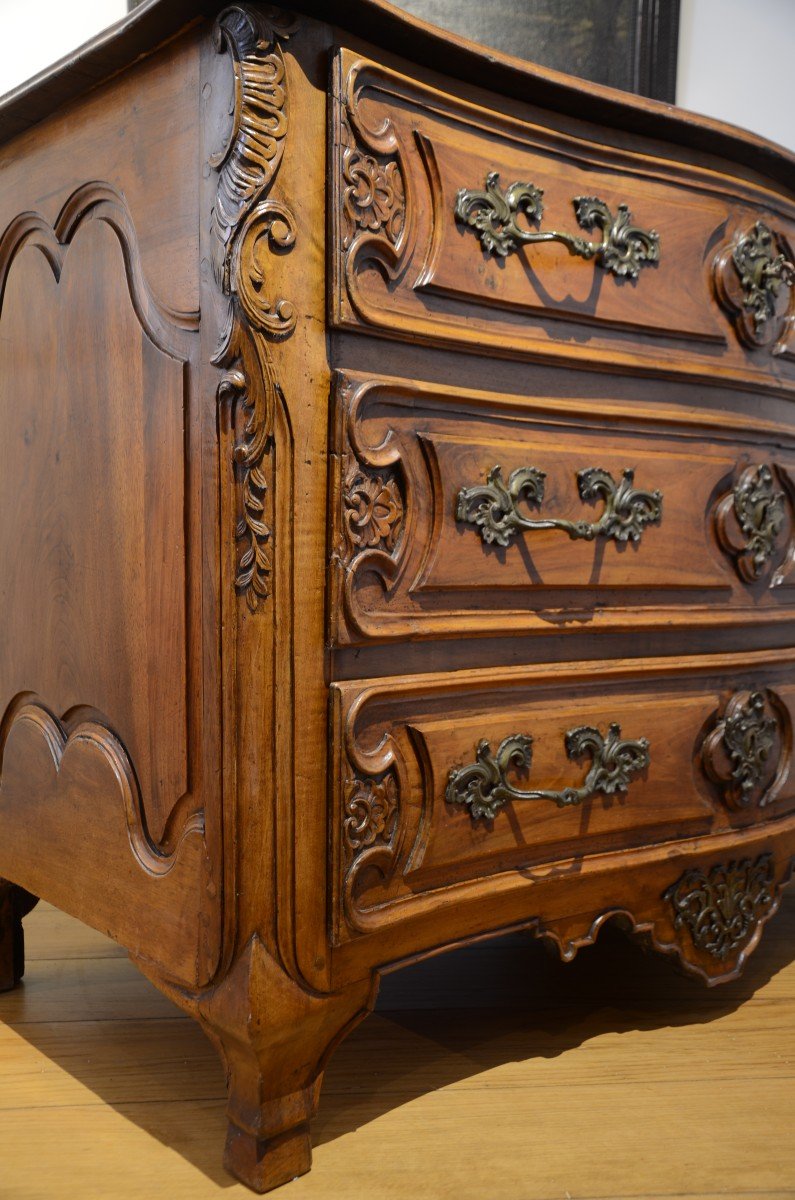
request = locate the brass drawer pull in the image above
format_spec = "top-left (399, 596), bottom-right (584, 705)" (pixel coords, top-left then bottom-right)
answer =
top-left (456, 464), bottom-right (662, 548)
top-left (455, 172), bottom-right (660, 279)
top-left (447, 724), bottom-right (650, 822)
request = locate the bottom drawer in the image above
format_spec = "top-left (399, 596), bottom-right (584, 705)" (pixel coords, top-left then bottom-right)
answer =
top-left (331, 648), bottom-right (795, 963)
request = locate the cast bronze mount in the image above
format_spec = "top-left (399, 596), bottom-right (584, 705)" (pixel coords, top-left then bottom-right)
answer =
top-left (447, 723), bottom-right (650, 822)
top-left (455, 172), bottom-right (660, 279)
top-left (456, 464), bottom-right (663, 549)
top-left (714, 221), bottom-right (794, 350)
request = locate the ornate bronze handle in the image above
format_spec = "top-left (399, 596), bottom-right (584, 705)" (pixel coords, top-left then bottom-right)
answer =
top-left (456, 464), bottom-right (662, 548)
top-left (455, 172), bottom-right (660, 279)
top-left (447, 724), bottom-right (650, 821)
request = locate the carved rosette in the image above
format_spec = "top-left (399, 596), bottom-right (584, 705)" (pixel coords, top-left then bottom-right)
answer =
top-left (341, 767), bottom-right (402, 932)
top-left (341, 115), bottom-right (405, 252)
top-left (211, 4), bottom-right (298, 611)
top-left (665, 855), bottom-right (777, 962)
top-left (343, 772), bottom-right (399, 856)
top-left (714, 221), bottom-right (795, 351)
top-left (341, 453), bottom-right (403, 565)
top-left (714, 463), bottom-right (793, 587)
top-left (701, 689), bottom-right (789, 812)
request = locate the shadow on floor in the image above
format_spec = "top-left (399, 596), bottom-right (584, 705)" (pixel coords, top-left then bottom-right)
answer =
top-left (4, 894), bottom-right (794, 1188)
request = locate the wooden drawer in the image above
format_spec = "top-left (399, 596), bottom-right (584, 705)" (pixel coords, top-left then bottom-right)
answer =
top-left (330, 49), bottom-right (795, 393)
top-left (332, 649), bottom-right (795, 953)
top-left (330, 371), bottom-right (795, 644)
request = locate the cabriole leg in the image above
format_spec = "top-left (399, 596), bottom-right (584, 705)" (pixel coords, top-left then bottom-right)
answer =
top-left (196, 937), bottom-right (375, 1193)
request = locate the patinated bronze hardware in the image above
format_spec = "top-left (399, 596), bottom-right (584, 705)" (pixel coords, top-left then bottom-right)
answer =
top-left (714, 222), bottom-right (795, 349)
top-left (665, 855), bottom-right (776, 961)
top-left (714, 464), bottom-right (788, 584)
top-left (456, 464), bottom-right (662, 548)
top-left (446, 724), bottom-right (650, 821)
top-left (701, 689), bottom-right (787, 812)
top-left (455, 172), bottom-right (660, 278)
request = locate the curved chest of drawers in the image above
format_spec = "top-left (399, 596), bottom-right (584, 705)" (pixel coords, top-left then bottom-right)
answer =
top-left (0, 0), bottom-right (793, 1193)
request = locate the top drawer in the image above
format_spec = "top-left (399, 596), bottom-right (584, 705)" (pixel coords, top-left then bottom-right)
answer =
top-left (330, 49), bottom-right (795, 393)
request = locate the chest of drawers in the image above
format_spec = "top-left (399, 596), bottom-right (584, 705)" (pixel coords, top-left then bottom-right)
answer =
top-left (0, 0), bottom-right (794, 1192)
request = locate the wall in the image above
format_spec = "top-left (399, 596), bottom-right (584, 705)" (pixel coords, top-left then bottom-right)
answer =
top-left (0, 0), bottom-right (792, 152)
top-left (0, 0), bottom-right (126, 96)
top-left (677, 0), bottom-right (794, 151)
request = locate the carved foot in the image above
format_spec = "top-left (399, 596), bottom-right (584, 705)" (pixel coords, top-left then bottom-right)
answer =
top-left (0, 881), bottom-right (38, 993)
top-left (197, 936), bottom-right (375, 1193)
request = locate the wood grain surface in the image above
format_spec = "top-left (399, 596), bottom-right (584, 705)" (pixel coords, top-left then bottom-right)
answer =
top-left (0, 900), bottom-right (792, 1200)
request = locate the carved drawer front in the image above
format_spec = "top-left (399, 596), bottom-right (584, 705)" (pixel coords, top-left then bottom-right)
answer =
top-left (332, 650), bottom-right (795, 971)
top-left (331, 49), bottom-right (795, 393)
top-left (330, 371), bottom-right (795, 645)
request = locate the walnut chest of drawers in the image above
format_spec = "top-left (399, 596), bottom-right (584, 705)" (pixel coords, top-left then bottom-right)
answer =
top-left (0, 0), bottom-right (794, 1191)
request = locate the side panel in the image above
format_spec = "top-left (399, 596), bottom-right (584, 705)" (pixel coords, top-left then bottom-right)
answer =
top-left (0, 36), bottom-right (223, 989)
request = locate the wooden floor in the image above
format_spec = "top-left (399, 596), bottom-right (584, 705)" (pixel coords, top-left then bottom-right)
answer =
top-left (0, 900), bottom-right (793, 1200)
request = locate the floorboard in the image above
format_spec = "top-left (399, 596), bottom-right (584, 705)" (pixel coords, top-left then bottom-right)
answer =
top-left (0, 897), bottom-right (792, 1200)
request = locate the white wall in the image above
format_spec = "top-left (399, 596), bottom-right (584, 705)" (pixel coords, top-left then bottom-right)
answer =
top-left (0, 0), bottom-right (793, 153)
top-left (0, 0), bottom-right (126, 97)
top-left (677, 0), bottom-right (795, 151)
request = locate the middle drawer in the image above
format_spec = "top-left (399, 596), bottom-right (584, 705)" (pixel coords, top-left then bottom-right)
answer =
top-left (330, 371), bottom-right (795, 645)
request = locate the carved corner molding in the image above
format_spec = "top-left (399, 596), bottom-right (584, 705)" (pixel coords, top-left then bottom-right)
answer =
top-left (713, 463), bottom-right (795, 587)
top-left (701, 688), bottom-right (791, 812)
top-left (211, 5), bottom-right (298, 612)
top-left (714, 221), bottom-right (795, 352)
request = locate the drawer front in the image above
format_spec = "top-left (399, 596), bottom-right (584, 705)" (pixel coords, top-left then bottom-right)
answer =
top-left (330, 372), bottom-right (795, 644)
top-left (332, 650), bottom-right (795, 950)
top-left (331, 50), bottom-right (795, 392)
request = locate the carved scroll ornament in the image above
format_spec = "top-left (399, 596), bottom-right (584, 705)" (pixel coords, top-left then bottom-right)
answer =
top-left (456, 464), bottom-right (662, 550)
top-left (447, 723), bottom-right (650, 822)
top-left (455, 172), bottom-right (660, 279)
top-left (211, 5), bottom-right (298, 611)
top-left (714, 221), bottom-right (794, 350)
